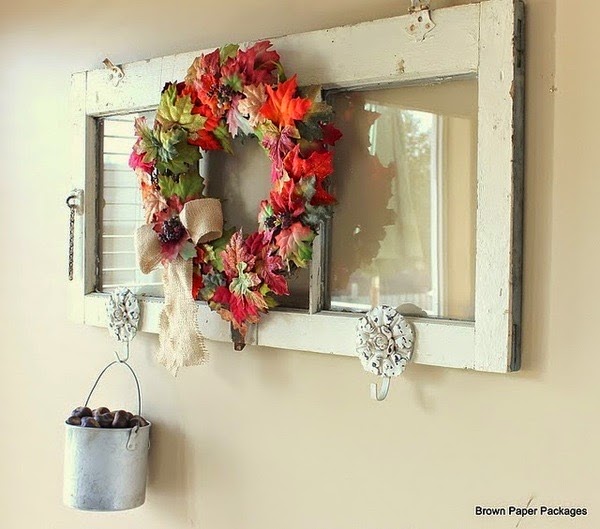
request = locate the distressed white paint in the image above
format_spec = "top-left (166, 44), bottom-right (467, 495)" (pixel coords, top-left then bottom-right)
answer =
top-left (84, 4), bottom-right (479, 116)
top-left (69, 0), bottom-right (524, 373)
top-left (474, 0), bottom-right (524, 372)
top-left (67, 72), bottom-right (87, 323)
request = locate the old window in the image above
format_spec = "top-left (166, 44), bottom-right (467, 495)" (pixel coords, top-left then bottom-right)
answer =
top-left (69, 0), bottom-right (524, 372)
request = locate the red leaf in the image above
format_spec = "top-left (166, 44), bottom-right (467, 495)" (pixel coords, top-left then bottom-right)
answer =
top-left (245, 232), bottom-right (289, 296)
top-left (192, 272), bottom-right (204, 299)
top-left (200, 49), bottom-right (221, 76)
top-left (321, 123), bottom-right (343, 146)
top-left (129, 145), bottom-right (154, 173)
top-left (269, 178), bottom-right (305, 217)
top-left (212, 285), bottom-right (232, 305)
top-left (222, 230), bottom-right (256, 279)
top-left (283, 145), bottom-right (334, 181)
top-left (230, 294), bottom-right (261, 326)
top-left (188, 129), bottom-right (222, 151)
top-left (311, 185), bottom-right (336, 206)
top-left (222, 40), bottom-right (280, 86)
top-left (259, 76), bottom-right (312, 128)
top-left (262, 126), bottom-right (296, 181)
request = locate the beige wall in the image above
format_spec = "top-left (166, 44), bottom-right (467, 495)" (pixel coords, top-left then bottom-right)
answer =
top-left (1, 1), bottom-right (597, 528)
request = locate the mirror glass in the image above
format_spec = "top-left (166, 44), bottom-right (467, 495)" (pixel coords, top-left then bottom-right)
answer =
top-left (326, 78), bottom-right (477, 320)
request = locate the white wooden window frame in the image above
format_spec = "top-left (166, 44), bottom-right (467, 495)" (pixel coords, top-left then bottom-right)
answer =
top-left (68, 0), bottom-right (524, 373)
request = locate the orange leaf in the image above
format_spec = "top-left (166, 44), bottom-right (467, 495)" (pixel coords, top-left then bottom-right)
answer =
top-left (259, 76), bottom-right (311, 128)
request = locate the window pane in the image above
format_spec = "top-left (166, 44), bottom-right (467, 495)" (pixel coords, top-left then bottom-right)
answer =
top-left (326, 78), bottom-right (477, 320)
top-left (99, 112), bottom-right (164, 296)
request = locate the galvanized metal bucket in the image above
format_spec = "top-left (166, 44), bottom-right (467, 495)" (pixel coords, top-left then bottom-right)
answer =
top-left (63, 361), bottom-right (150, 511)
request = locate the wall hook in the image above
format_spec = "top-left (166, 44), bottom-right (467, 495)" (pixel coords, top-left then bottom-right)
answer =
top-left (114, 340), bottom-right (131, 363)
top-left (370, 376), bottom-right (391, 401)
top-left (356, 306), bottom-right (415, 403)
top-left (406, 1), bottom-right (435, 41)
top-left (103, 58), bottom-right (125, 86)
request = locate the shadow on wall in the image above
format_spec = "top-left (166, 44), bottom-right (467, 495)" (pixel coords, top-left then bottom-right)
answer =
top-left (518, 0), bottom-right (556, 378)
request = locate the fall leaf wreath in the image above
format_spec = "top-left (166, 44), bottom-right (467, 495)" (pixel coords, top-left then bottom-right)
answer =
top-left (130, 41), bottom-right (342, 342)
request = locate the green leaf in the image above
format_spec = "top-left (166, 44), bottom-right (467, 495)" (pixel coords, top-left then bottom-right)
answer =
top-left (258, 283), bottom-right (279, 309)
top-left (158, 172), bottom-right (203, 201)
top-left (274, 61), bottom-right (286, 83)
top-left (200, 271), bottom-right (225, 300)
top-left (148, 126), bottom-right (201, 176)
top-left (294, 241), bottom-right (314, 268)
top-left (298, 85), bottom-right (322, 102)
top-left (302, 203), bottom-right (332, 229)
top-left (135, 117), bottom-right (154, 146)
top-left (297, 176), bottom-right (316, 202)
top-left (213, 124), bottom-right (234, 154)
top-left (296, 120), bottom-right (324, 142)
top-left (157, 84), bottom-right (206, 132)
top-left (202, 227), bottom-right (235, 272)
top-left (306, 101), bottom-right (333, 122)
top-left (263, 293), bottom-right (279, 309)
top-left (179, 241), bottom-right (197, 260)
top-left (223, 74), bottom-right (243, 93)
top-left (220, 43), bottom-right (239, 65)
top-left (254, 120), bottom-right (278, 143)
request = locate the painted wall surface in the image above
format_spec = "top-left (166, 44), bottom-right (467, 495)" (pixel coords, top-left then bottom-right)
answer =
top-left (1, 1), bottom-right (597, 528)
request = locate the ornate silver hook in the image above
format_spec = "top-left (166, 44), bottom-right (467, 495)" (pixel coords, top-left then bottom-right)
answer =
top-left (356, 306), bottom-right (415, 402)
top-left (370, 376), bottom-right (391, 401)
top-left (107, 288), bottom-right (140, 353)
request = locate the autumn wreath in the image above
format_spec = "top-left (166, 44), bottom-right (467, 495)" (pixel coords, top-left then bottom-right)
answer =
top-left (129, 40), bottom-right (341, 367)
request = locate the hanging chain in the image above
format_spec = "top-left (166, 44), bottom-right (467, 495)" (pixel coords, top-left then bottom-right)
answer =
top-left (66, 193), bottom-right (79, 281)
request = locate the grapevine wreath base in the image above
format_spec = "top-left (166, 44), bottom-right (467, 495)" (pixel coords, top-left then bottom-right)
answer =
top-left (130, 40), bottom-right (342, 373)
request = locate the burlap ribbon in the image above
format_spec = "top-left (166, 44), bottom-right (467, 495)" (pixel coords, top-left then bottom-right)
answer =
top-left (135, 198), bottom-right (223, 375)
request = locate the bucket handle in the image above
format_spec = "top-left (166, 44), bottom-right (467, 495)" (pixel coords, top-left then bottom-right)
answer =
top-left (84, 360), bottom-right (142, 417)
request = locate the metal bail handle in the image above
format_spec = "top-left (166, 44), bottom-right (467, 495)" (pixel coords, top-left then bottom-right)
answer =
top-left (84, 360), bottom-right (143, 417)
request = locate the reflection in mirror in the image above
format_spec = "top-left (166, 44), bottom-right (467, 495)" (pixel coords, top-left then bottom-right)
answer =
top-left (327, 79), bottom-right (477, 320)
top-left (99, 112), bottom-right (164, 296)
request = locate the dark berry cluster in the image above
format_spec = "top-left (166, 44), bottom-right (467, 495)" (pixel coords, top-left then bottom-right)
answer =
top-left (263, 212), bottom-right (293, 231)
top-left (158, 217), bottom-right (187, 243)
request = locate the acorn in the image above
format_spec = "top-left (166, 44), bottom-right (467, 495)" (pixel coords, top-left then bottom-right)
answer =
top-left (112, 410), bottom-right (129, 428)
top-left (71, 406), bottom-right (93, 418)
top-left (66, 416), bottom-right (82, 426)
top-left (81, 417), bottom-right (101, 428)
top-left (96, 412), bottom-right (115, 428)
top-left (129, 415), bottom-right (149, 428)
top-left (93, 407), bottom-right (110, 417)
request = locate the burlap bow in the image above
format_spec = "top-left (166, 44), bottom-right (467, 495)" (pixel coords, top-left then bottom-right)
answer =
top-left (135, 198), bottom-right (223, 375)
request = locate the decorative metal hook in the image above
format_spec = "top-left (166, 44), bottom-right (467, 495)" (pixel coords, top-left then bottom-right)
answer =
top-left (107, 288), bottom-right (140, 344)
top-left (370, 376), bottom-right (391, 401)
top-left (66, 189), bottom-right (83, 214)
top-left (114, 340), bottom-right (131, 363)
top-left (356, 306), bottom-right (415, 403)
